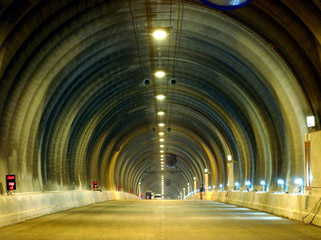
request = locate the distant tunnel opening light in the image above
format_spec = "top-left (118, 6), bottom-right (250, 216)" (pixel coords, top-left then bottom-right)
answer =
top-left (200, 0), bottom-right (252, 10)
top-left (156, 95), bottom-right (165, 100)
top-left (307, 116), bottom-right (315, 127)
top-left (155, 71), bottom-right (165, 78)
top-left (153, 30), bottom-right (167, 40)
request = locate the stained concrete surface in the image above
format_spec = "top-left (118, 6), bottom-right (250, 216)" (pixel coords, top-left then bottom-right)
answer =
top-left (0, 200), bottom-right (320, 240)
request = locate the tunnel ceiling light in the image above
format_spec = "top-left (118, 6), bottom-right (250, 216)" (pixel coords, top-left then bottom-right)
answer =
top-left (156, 95), bottom-right (165, 100)
top-left (307, 116), bottom-right (315, 127)
top-left (200, 0), bottom-right (253, 10)
top-left (159, 132), bottom-right (165, 136)
top-left (219, 184), bottom-right (223, 188)
top-left (227, 155), bottom-right (232, 161)
top-left (204, 168), bottom-right (208, 173)
top-left (235, 182), bottom-right (239, 186)
top-left (159, 138), bottom-right (164, 142)
top-left (277, 179), bottom-right (285, 185)
top-left (260, 181), bottom-right (266, 186)
top-left (161, 168), bottom-right (164, 170)
top-left (193, 177), bottom-right (196, 181)
top-left (155, 71), bottom-right (165, 78)
top-left (153, 30), bottom-right (167, 40)
top-left (157, 111), bottom-right (165, 116)
top-left (245, 181), bottom-right (251, 186)
top-left (160, 150), bottom-right (164, 153)
top-left (161, 155), bottom-right (164, 157)
top-left (161, 158), bottom-right (164, 161)
top-left (160, 145), bottom-right (165, 148)
top-left (159, 123), bottom-right (165, 127)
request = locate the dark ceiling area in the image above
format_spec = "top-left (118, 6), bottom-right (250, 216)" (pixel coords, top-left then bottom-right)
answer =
top-left (0, 0), bottom-right (320, 198)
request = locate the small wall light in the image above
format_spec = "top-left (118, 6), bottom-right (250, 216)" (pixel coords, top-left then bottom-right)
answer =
top-left (260, 180), bottom-right (266, 192)
top-left (245, 181), bottom-right (251, 191)
top-left (235, 182), bottom-right (240, 191)
top-left (277, 179), bottom-right (285, 192)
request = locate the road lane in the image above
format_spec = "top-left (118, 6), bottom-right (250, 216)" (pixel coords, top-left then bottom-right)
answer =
top-left (0, 200), bottom-right (320, 240)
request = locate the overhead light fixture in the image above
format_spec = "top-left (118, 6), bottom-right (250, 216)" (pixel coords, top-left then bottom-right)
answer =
top-left (227, 155), bottom-right (232, 161)
top-left (156, 95), bottom-right (165, 100)
top-left (161, 168), bottom-right (164, 170)
top-left (160, 145), bottom-right (164, 148)
top-left (193, 177), bottom-right (196, 181)
top-left (159, 138), bottom-right (164, 142)
top-left (157, 111), bottom-right (165, 116)
top-left (204, 168), bottom-right (208, 173)
top-left (160, 150), bottom-right (164, 153)
top-left (159, 123), bottom-right (165, 127)
top-left (155, 71), bottom-right (165, 78)
top-left (200, 0), bottom-right (253, 10)
top-left (159, 132), bottom-right (164, 136)
top-left (153, 29), bottom-right (167, 40)
top-left (161, 155), bottom-right (164, 157)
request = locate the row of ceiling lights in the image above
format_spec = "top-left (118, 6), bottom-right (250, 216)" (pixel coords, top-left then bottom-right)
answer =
top-left (153, 29), bottom-right (168, 176)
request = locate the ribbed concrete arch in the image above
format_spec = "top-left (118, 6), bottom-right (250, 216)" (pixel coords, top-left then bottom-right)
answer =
top-left (0, 0), bottom-right (319, 199)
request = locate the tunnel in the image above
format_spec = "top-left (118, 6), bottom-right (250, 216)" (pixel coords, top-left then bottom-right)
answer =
top-left (0, 0), bottom-right (321, 238)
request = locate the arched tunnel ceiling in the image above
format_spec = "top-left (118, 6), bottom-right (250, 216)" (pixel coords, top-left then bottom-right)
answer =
top-left (0, 0), bottom-right (320, 197)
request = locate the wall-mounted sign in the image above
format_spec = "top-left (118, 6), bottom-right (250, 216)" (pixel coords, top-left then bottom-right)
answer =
top-left (6, 175), bottom-right (16, 191)
top-left (93, 181), bottom-right (98, 190)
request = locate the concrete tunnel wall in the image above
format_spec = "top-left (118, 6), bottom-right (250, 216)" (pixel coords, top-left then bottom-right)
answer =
top-left (0, 0), bottom-right (320, 227)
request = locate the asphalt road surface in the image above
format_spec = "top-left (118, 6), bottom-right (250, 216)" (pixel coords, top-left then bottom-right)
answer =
top-left (1, 200), bottom-right (321, 240)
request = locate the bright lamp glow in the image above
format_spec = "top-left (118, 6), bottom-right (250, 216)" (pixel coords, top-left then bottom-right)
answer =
top-left (160, 155), bottom-right (164, 157)
top-left (193, 177), bottom-right (196, 181)
top-left (161, 168), bottom-right (164, 170)
top-left (160, 145), bottom-right (164, 148)
top-left (219, 184), bottom-right (223, 188)
top-left (245, 181), bottom-right (251, 186)
top-left (159, 123), bottom-right (165, 127)
top-left (277, 179), bottom-right (284, 185)
top-left (153, 30), bottom-right (167, 40)
top-left (227, 155), bottom-right (232, 161)
top-left (161, 165), bottom-right (164, 167)
top-left (155, 71), bottom-right (165, 77)
top-left (235, 182), bottom-right (239, 186)
top-left (160, 150), bottom-right (164, 153)
top-left (294, 178), bottom-right (303, 185)
top-left (158, 111), bottom-right (165, 116)
top-left (307, 116), bottom-right (315, 127)
top-left (205, 168), bottom-right (208, 173)
top-left (159, 138), bottom-right (164, 142)
top-left (156, 95), bottom-right (165, 100)
top-left (159, 132), bottom-right (164, 136)
top-left (260, 181), bottom-right (266, 185)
